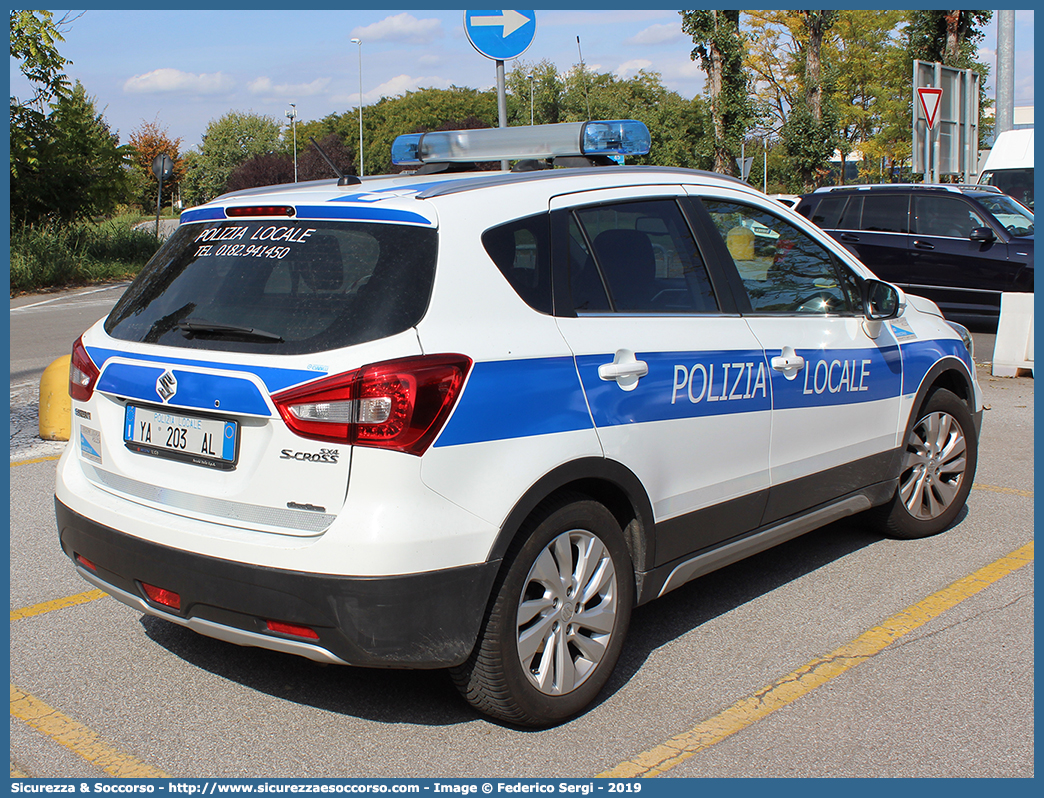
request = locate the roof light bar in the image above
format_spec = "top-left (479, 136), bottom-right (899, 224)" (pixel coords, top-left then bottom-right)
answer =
top-left (391, 120), bottom-right (650, 166)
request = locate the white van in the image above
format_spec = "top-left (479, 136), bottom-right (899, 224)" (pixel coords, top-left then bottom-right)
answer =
top-left (978, 128), bottom-right (1034, 208)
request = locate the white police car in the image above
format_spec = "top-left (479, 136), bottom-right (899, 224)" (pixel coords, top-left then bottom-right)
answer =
top-left (56, 120), bottom-right (981, 727)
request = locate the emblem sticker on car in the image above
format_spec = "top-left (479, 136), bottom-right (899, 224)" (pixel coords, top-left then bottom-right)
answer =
top-left (80, 427), bottom-right (102, 464)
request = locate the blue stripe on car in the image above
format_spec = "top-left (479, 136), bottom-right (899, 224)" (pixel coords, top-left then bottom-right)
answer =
top-left (435, 358), bottom-right (594, 447)
top-left (899, 337), bottom-right (974, 395)
top-left (86, 346), bottom-right (326, 416)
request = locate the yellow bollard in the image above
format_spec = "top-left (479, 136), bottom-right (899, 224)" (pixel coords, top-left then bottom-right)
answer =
top-left (39, 355), bottom-right (72, 441)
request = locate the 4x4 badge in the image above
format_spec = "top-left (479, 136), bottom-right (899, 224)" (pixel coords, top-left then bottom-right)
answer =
top-left (157, 370), bottom-right (178, 402)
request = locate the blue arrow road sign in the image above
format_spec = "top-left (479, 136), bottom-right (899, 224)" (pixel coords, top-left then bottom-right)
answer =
top-left (464, 10), bottom-right (536, 61)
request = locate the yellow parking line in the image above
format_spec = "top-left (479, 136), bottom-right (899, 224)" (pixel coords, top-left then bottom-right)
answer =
top-left (973, 482), bottom-right (1034, 498)
top-left (11, 590), bottom-right (108, 622)
top-left (10, 685), bottom-right (170, 778)
top-left (10, 455), bottom-right (63, 467)
top-left (600, 541), bottom-right (1034, 778)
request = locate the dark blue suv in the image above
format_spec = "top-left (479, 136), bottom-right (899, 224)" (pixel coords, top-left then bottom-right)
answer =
top-left (797, 184), bottom-right (1033, 324)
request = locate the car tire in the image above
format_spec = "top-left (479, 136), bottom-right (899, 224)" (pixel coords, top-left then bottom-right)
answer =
top-left (872, 388), bottom-right (978, 540)
top-left (450, 495), bottom-right (634, 727)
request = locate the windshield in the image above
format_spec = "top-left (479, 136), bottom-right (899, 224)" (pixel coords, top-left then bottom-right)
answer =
top-left (978, 167), bottom-right (1033, 210)
top-left (975, 193), bottom-right (1034, 237)
top-left (105, 220), bottom-right (437, 355)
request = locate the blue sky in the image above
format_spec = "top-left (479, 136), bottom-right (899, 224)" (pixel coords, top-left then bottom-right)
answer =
top-left (8, 7), bottom-right (1036, 153)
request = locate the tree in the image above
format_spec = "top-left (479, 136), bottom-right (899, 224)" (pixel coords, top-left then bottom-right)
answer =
top-left (10, 9), bottom-right (73, 162)
top-left (12, 81), bottom-right (134, 224)
top-left (182, 111), bottom-right (283, 205)
top-left (908, 10), bottom-right (993, 67)
top-left (680, 10), bottom-right (753, 175)
top-left (357, 87), bottom-right (498, 175)
top-left (224, 133), bottom-right (355, 191)
top-left (506, 60), bottom-right (564, 126)
top-left (10, 10), bottom-right (73, 201)
top-left (828, 11), bottom-right (906, 182)
top-left (127, 119), bottom-right (184, 212)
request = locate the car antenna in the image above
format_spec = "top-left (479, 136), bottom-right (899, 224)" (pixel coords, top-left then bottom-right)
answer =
top-left (309, 137), bottom-right (361, 185)
top-left (576, 36), bottom-right (591, 121)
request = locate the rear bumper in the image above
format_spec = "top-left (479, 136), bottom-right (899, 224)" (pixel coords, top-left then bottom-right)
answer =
top-left (56, 498), bottom-right (501, 669)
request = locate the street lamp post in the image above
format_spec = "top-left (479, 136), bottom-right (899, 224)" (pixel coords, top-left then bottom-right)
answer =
top-left (285, 103), bottom-right (298, 182)
top-left (350, 37), bottom-right (364, 177)
top-left (527, 72), bottom-right (534, 125)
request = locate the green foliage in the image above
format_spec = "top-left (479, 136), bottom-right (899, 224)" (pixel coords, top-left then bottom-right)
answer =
top-left (182, 111), bottom-right (283, 205)
top-left (9, 9), bottom-right (72, 175)
top-left (680, 10), bottom-right (753, 174)
top-left (127, 119), bottom-right (184, 213)
top-left (11, 82), bottom-right (135, 225)
top-left (907, 10), bottom-right (992, 67)
top-left (780, 100), bottom-right (840, 192)
top-left (506, 60), bottom-right (564, 126)
top-left (10, 217), bottom-right (162, 294)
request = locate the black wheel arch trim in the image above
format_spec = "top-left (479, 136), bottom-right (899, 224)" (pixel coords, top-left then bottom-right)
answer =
top-left (488, 457), bottom-right (657, 573)
top-left (906, 353), bottom-right (982, 440)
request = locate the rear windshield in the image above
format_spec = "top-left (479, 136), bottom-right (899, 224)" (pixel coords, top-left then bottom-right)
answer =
top-left (105, 220), bottom-right (437, 355)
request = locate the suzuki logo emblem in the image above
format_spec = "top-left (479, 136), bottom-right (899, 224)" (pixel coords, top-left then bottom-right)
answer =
top-left (157, 370), bottom-right (177, 402)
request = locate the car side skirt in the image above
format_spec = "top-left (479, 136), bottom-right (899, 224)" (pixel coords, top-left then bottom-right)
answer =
top-left (637, 477), bottom-right (898, 605)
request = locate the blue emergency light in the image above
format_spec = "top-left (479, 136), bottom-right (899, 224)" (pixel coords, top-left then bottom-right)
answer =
top-left (391, 120), bottom-right (651, 167)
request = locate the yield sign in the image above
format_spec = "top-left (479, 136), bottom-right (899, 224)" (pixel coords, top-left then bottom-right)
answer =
top-left (917, 87), bottom-right (943, 130)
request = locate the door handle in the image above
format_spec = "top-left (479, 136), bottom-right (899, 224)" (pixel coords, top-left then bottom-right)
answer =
top-left (771, 347), bottom-right (805, 381)
top-left (598, 350), bottom-right (648, 391)
top-left (839, 233), bottom-right (860, 242)
top-left (913, 240), bottom-right (935, 250)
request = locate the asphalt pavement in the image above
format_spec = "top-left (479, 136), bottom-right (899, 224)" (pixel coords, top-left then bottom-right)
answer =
top-left (8, 286), bottom-right (1033, 779)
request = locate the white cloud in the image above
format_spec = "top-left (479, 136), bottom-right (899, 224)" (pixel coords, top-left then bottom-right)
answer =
top-left (615, 59), bottom-right (653, 80)
top-left (349, 13), bottom-right (443, 45)
top-left (332, 74), bottom-right (452, 106)
top-left (123, 68), bottom-right (234, 95)
top-left (247, 77), bottom-right (331, 97)
top-left (627, 23), bottom-right (685, 47)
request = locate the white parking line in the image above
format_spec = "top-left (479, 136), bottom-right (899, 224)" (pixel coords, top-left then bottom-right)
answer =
top-left (10, 284), bottom-right (128, 313)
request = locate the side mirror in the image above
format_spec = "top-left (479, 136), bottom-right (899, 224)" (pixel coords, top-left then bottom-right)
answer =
top-left (863, 279), bottom-right (901, 321)
top-left (969, 226), bottom-right (996, 242)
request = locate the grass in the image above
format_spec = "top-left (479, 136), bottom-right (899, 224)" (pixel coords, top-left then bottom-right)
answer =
top-left (9, 215), bottom-right (167, 296)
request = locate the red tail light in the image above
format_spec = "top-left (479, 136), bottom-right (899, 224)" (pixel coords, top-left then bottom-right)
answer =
top-left (272, 354), bottom-right (472, 456)
top-left (69, 335), bottom-right (100, 402)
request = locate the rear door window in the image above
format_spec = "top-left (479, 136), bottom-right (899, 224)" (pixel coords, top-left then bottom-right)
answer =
top-left (105, 220), bottom-right (437, 355)
top-left (566, 198), bottom-right (719, 313)
top-left (912, 196), bottom-right (987, 238)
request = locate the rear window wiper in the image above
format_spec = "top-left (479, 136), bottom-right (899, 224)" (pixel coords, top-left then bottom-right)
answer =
top-left (175, 318), bottom-right (284, 342)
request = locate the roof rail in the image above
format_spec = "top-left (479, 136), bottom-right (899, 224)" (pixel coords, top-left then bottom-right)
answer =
top-left (812, 183), bottom-right (1002, 195)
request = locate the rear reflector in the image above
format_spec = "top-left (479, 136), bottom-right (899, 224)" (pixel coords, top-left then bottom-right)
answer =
top-left (266, 620), bottom-right (320, 640)
top-left (75, 554), bottom-right (97, 572)
top-left (141, 582), bottom-right (182, 611)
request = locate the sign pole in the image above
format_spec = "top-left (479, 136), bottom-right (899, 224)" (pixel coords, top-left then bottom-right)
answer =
top-left (496, 59), bottom-right (508, 170)
top-left (463, 10), bottom-right (536, 170)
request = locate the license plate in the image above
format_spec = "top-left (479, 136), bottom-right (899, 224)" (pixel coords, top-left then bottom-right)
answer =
top-left (124, 405), bottom-right (238, 469)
